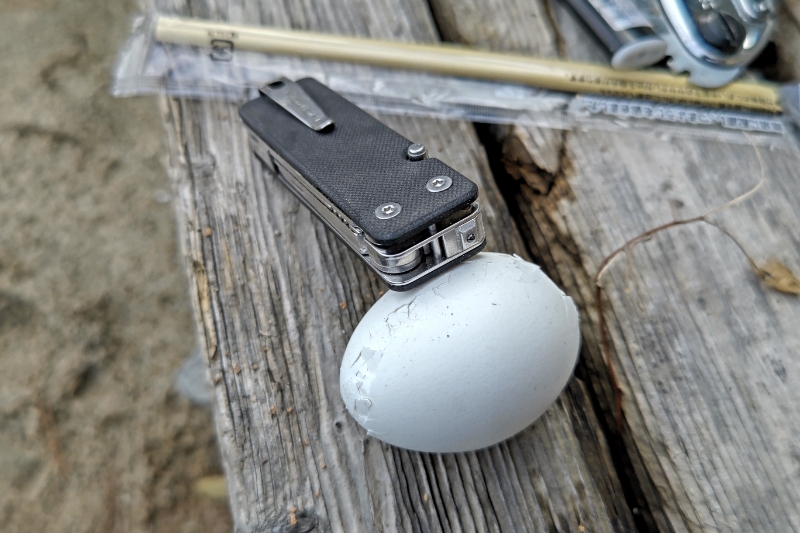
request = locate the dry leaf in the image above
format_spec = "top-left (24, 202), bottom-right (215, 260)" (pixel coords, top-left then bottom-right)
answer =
top-left (754, 260), bottom-right (800, 295)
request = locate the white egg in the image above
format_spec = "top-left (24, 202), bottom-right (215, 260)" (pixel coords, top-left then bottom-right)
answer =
top-left (339, 252), bottom-right (581, 452)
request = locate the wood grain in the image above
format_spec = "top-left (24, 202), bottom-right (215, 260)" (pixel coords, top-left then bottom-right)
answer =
top-left (151, 0), bottom-right (640, 531)
top-left (428, 0), bottom-right (800, 531)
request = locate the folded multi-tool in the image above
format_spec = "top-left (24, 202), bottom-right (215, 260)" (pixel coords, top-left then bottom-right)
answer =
top-left (239, 78), bottom-right (486, 291)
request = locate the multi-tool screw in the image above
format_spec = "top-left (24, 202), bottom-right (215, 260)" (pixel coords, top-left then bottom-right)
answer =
top-left (407, 143), bottom-right (428, 161)
top-left (375, 202), bottom-right (402, 219)
top-left (426, 175), bottom-right (453, 193)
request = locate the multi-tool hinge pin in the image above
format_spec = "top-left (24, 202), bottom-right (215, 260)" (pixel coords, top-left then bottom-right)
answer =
top-left (407, 143), bottom-right (428, 161)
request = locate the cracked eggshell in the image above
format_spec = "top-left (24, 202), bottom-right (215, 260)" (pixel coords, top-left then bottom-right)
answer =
top-left (339, 252), bottom-right (581, 453)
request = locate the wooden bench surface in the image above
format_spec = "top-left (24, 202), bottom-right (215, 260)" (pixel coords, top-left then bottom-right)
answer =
top-left (154, 0), bottom-right (800, 530)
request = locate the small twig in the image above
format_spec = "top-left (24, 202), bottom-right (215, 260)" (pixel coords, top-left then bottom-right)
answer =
top-left (97, 467), bottom-right (118, 533)
top-left (35, 396), bottom-right (68, 476)
top-left (594, 135), bottom-right (766, 432)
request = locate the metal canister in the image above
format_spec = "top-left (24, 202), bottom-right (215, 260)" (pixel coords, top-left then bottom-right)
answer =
top-left (562, 0), bottom-right (668, 69)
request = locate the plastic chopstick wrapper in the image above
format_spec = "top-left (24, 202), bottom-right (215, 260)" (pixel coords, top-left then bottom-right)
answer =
top-left (111, 12), bottom-right (797, 148)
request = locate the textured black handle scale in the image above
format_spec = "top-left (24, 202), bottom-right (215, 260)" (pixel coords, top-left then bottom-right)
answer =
top-left (239, 78), bottom-right (478, 247)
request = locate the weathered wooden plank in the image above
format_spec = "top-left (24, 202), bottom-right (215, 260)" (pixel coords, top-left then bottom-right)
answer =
top-left (429, 0), bottom-right (800, 531)
top-left (152, 0), bottom-right (640, 531)
top-left (160, 101), bottom-right (638, 532)
top-left (773, 0), bottom-right (800, 80)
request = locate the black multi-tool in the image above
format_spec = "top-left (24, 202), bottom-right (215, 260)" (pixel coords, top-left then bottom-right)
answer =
top-left (239, 78), bottom-right (486, 291)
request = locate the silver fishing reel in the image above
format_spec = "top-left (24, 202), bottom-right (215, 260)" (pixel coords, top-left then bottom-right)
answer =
top-left (563, 0), bottom-right (779, 87)
top-left (660, 0), bottom-right (777, 87)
